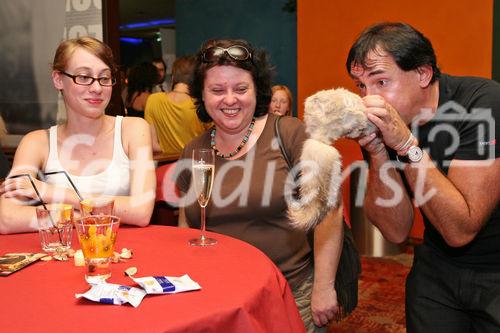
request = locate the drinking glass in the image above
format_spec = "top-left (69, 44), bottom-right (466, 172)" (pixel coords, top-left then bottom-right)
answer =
top-left (36, 203), bottom-right (74, 254)
top-left (75, 215), bottom-right (120, 283)
top-left (189, 148), bottom-right (217, 246)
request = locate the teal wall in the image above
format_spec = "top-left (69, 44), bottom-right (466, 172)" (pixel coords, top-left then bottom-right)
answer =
top-left (176, 0), bottom-right (297, 115)
top-left (493, 0), bottom-right (500, 82)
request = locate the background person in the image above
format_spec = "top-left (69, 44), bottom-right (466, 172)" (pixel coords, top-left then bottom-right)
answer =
top-left (145, 55), bottom-right (208, 155)
top-left (0, 37), bottom-right (156, 234)
top-left (176, 39), bottom-right (343, 332)
top-left (152, 57), bottom-right (170, 93)
top-left (347, 22), bottom-right (500, 332)
top-left (119, 65), bottom-right (130, 108)
top-left (125, 61), bottom-right (158, 118)
top-left (268, 84), bottom-right (293, 116)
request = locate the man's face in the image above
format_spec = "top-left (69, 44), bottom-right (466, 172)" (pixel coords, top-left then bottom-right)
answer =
top-left (349, 48), bottom-right (426, 124)
top-left (153, 61), bottom-right (166, 83)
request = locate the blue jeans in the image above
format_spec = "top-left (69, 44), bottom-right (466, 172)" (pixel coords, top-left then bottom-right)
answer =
top-left (406, 243), bottom-right (500, 333)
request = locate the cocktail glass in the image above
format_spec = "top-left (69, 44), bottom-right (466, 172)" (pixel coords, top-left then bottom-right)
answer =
top-left (75, 215), bottom-right (120, 283)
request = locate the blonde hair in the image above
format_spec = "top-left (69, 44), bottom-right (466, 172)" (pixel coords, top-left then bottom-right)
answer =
top-left (271, 85), bottom-right (293, 116)
top-left (52, 36), bottom-right (117, 74)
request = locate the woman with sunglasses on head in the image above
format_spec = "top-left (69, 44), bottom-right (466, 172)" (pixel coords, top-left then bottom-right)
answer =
top-left (0, 37), bottom-right (156, 234)
top-left (269, 84), bottom-right (293, 116)
top-left (176, 39), bottom-right (343, 332)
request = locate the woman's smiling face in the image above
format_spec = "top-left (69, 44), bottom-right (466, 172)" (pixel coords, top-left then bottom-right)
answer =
top-left (202, 65), bottom-right (256, 135)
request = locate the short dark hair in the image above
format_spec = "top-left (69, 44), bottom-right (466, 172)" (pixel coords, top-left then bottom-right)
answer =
top-left (152, 57), bottom-right (166, 69)
top-left (346, 22), bottom-right (440, 83)
top-left (191, 39), bottom-right (273, 123)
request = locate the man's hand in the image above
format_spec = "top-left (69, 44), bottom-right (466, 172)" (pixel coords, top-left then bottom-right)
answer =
top-left (363, 95), bottom-right (412, 151)
top-left (357, 131), bottom-right (386, 157)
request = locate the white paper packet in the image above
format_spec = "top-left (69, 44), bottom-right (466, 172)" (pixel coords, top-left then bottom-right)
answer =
top-left (75, 282), bottom-right (147, 307)
top-left (130, 274), bottom-right (201, 294)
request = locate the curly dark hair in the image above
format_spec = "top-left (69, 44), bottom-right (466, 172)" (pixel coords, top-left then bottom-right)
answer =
top-left (126, 62), bottom-right (158, 105)
top-left (346, 22), bottom-right (441, 83)
top-left (190, 39), bottom-right (273, 123)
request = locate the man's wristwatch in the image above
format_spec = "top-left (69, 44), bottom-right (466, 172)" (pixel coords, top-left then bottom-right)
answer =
top-left (396, 145), bottom-right (423, 163)
top-left (396, 135), bottom-right (423, 163)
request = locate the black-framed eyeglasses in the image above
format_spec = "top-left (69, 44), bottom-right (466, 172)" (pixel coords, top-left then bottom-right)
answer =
top-left (202, 45), bottom-right (252, 63)
top-left (60, 71), bottom-right (116, 86)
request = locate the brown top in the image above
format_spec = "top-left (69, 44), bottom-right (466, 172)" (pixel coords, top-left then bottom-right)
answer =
top-left (177, 114), bottom-right (312, 288)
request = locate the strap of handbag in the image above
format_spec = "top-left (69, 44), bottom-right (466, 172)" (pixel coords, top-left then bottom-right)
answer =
top-left (274, 115), bottom-right (360, 317)
top-left (274, 116), bottom-right (292, 168)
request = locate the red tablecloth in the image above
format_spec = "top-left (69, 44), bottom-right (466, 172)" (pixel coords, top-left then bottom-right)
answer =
top-left (0, 226), bottom-right (306, 332)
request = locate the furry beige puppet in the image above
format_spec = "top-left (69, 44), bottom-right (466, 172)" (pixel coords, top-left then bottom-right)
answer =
top-left (288, 88), bottom-right (376, 230)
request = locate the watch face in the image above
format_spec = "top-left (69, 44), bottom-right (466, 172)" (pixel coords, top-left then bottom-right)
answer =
top-left (407, 146), bottom-right (423, 162)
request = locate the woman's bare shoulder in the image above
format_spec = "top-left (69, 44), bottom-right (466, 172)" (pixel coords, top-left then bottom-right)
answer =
top-left (12, 129), bottom-right (49, 169)
top-left (120, 116), bottom-right (151, 152)
top-left (18, 129), bottom-right (49, 147)
top-left (121, 115), bottom-right (149, 131)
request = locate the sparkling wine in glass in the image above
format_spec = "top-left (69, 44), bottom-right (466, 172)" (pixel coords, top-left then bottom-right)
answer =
top-left (189, 148), bottom-right (217, 246)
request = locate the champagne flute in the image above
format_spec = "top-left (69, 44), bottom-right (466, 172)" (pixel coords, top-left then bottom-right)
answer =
top-left (189, 148), bottom-right (217, 246)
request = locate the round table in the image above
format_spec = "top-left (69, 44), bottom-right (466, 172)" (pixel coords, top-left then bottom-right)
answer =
top-left (0, 225), bottom-right (306, 332)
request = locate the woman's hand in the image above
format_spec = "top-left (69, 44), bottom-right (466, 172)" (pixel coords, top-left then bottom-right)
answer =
top-left (311, 283), bottom-right (341, 327)
top-left (0, 176), bottom-right (48, 203)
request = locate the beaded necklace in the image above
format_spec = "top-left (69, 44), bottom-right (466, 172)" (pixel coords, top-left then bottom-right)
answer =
top-left (210, 117), bottom-right (256, 158)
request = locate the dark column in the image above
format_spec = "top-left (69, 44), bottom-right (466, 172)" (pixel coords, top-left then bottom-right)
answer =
top-left (493, 0), bottom-right (500, 83)
top-left (103, 0), bottom-right (124, 116)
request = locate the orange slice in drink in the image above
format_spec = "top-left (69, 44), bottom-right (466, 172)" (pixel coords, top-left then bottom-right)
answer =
top-left (80, 199), bottom-right (93, 215)
top-left (61, 204), bottom-right (73, 221)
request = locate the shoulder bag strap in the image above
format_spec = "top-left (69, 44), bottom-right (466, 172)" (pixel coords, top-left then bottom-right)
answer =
top-left (274, 116), bottom-right (293, 169)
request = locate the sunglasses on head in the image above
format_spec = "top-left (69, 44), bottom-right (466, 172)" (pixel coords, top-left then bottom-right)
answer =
top-left (202, 45), bottom-right (252, 63)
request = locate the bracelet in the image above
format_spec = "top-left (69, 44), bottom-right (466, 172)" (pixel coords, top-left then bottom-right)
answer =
top-left (396, 134), bottom-right (414, 155)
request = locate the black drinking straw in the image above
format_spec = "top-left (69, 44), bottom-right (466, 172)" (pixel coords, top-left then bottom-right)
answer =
top-left (43, 170), bottom-right (84, 201)
top-left (7, 173), bottom-right (62, 242)
top-left (8, 173), bottom-right (50, 211)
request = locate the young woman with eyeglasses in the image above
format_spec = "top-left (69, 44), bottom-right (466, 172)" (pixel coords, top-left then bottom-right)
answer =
top-left (0, 37), bottom-right (155, 234)
top-left (175, 39), bottom-right (343, 332)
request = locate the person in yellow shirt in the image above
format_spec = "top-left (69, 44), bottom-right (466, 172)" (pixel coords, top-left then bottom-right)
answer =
top-left (145, 55), bottom-right (209, 155)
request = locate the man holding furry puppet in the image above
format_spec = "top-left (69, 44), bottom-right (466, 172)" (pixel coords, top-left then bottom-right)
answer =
top-left (347, 22), bottom-right (499, 332)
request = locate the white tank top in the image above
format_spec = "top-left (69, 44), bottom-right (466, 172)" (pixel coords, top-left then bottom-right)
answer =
top-left (44, 116), bottom-right (130, 196)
